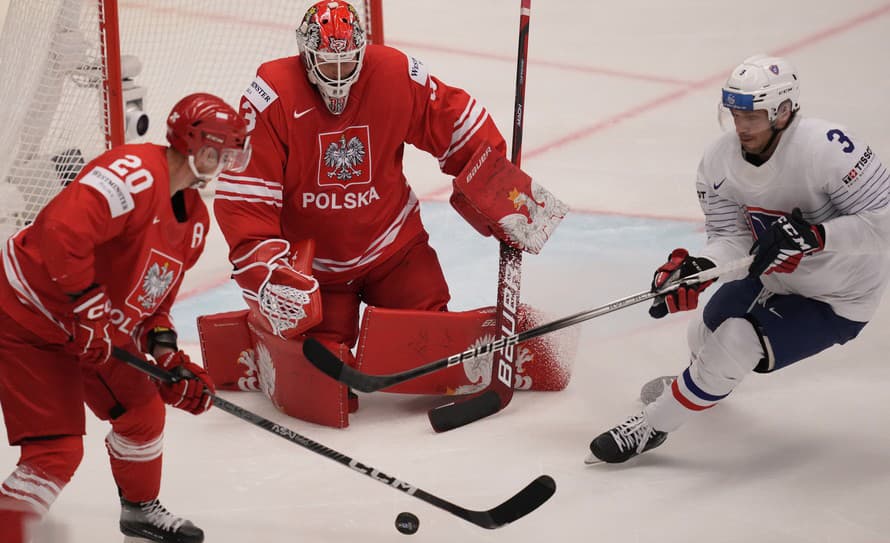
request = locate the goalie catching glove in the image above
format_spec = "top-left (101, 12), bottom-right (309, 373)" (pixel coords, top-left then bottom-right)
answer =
top-left (649, 248), bottom-right (716, 318)
top-left (230, 238), bottom-right (322, 338)
top-left (450, 144), bottom-right (568, 254)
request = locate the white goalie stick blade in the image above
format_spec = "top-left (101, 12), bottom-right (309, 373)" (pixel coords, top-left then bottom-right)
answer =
top-left (640, 375), bottom-right (676, 405)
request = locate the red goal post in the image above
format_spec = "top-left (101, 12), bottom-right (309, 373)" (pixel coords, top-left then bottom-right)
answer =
top-left (0, 0), bottom-right (383, 239)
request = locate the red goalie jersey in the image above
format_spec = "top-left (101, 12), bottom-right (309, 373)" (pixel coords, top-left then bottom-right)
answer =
top-left (0, 143), bottom-right (208, 348)
top-left (214, 45), bottom-right (507, 284)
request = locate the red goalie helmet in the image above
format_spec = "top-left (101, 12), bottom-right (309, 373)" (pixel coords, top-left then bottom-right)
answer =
top-left (296, 1), bottom-right (367, 115)
top-left (167, 93), bottom-right (252, 182)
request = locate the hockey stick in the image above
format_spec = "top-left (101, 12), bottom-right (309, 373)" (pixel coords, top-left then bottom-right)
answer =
top-left (111, 347), bottom-right (556, 529)
top-left (303, 256), bottom-right (754, 394)
top-left (426, 0), bottom-right (534, 433)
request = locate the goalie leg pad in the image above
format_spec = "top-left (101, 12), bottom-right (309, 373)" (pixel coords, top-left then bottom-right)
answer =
top-left (197, 310), bottom-right (356, 427)
top-left (356, 303), bottom-right (578, 394)
top-left (198, 310), bottom-right (258, 391)
top-left (248, 316), bottom-right (354, 428)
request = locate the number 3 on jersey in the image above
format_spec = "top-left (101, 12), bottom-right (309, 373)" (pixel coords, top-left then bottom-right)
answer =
top-left (827, 129), bottom-right (855, 154)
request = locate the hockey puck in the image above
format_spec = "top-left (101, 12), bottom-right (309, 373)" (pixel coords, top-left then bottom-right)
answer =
top-left (395, 511), bottom-right (419, 535)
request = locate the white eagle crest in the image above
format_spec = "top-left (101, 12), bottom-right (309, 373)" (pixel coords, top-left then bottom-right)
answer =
top-left (138, 262), bottom-right (175, 310)
top-left (254, 342), bottom-right (276, 399)
top-left (451, 333), bottom-right (496, 396)
top-left (499, 181), bottom-right (569, 255)
top-left (324, 135), bottom-right (366, 181)
top-left (236, 349), bottom-right (261, 392)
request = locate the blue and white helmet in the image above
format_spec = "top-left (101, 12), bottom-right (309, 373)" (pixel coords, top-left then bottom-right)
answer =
top-left (721, 54), bottom-right (800, 122)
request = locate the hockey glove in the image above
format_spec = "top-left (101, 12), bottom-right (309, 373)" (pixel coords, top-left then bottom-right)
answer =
top-left (748, 208), bottom-right (825, 277)
top-left (66, 284), bottom-right (113, 367)
top-left (155, 351), bottom-right (216, 415)
top-left (649, 248), bottom-right (716, 318)
top-left (230, 239), bottom-right (322, 339)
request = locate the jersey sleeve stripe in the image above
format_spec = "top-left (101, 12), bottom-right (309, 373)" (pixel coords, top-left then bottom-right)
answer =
top-left (215, 180), bottom-right (282, 198)
top-left (437, 99), bottom-right (489, 166)
top-left (1, 235), bottom-right (67, 334)
top-left (214, 193), bottom-right (283, 208)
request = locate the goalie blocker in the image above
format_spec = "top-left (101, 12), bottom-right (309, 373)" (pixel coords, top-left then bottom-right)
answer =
top-left (197, 303), bottom-right (578, 428)
top-left (450, 144), bottom-right (568, 255)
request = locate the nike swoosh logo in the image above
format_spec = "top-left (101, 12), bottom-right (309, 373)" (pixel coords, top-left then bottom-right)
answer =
top-left (713, 177), bottom-right (726, 190)
top-left (152, 216), bottom-right (160, 224)
top-left (768, 307), bottom-right (783, 319)
top-left (293, 107), bottom-right (315, 119)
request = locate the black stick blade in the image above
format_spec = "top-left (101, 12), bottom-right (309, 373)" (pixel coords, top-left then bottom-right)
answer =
top-left (472, 475), bottom-right (557, 529)
top-left (428, 390), bottom-right (503, 433)
top-left (302, 337), bottom-right (345, 381)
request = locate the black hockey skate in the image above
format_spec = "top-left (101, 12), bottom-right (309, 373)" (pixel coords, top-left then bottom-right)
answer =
top-left (120, 498), bottom-right (204, 543)
top-left (585, 411), bottom-right (667, 464)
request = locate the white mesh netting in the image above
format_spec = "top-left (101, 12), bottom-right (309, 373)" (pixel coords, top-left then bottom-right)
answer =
top-left (0, 0), bottom-right (379, 239)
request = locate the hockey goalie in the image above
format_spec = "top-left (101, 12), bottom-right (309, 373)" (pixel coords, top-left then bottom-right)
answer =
top-left (201, 0), bottom-right (575, 428)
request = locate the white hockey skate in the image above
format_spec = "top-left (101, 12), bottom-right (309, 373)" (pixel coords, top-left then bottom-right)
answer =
top-left (585, 411), bottom-right (667, 465)
top-left (120, 498), bottom-right (204, 543)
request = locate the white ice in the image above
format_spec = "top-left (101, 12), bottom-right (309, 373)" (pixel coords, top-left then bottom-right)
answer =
top-left (2, 1), bottom-right (890, 542)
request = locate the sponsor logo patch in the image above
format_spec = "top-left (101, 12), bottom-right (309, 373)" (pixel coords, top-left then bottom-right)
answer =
top-left (79, 166), bottom-right (134, 218)
top-left (842, 146), bottom-right (873, 185)
top-left (244, 75), bottom-right (278, 113)
top-left (407, 55), bottom-right (428, 86)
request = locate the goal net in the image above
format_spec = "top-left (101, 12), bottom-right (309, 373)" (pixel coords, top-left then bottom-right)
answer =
top-left (0, 0), bottom-right (383, 240)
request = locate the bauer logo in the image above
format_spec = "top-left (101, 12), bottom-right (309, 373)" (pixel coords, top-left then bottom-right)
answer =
top-left (317, 126), bottom-right (372, 189)
top-left (244, 75), bottom-right (278, 113)
top-left (465, 146), bottom-right (492, 184)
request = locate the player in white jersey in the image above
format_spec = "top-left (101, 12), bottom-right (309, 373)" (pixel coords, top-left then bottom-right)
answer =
top-left (586, 54), bottom-right (890, 464)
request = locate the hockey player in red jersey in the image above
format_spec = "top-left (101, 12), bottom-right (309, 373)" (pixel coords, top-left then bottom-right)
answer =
top-left (0, 93), bottom-right (250, 543)
top-left (210, 0), bottom-right (570, 427)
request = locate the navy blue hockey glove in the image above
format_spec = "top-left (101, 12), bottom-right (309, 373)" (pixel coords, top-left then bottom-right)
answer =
top-left (748, 208), bottom-right (825, 277)
top-left (649, 248), bottom-right (717, 319)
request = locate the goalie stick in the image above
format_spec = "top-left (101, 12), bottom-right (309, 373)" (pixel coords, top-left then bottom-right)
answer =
top-left (303, 256), bottom-right (754, 393)
top-left (427, 0), bottom-right (534, 433)
top-left (112, 347), bottom-right (556, 529)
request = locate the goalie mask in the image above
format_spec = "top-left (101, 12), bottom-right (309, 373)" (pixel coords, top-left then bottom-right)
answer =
top-left (296, 0), bottom-right (367, 115)
top-left (167, 93), bottom-right (252, 186)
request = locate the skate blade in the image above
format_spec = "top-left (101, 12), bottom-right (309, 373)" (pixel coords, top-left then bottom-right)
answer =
top-left (123, 536), bottom-right (155, 543)
top-left (583, 453), bottom-right (604, 465)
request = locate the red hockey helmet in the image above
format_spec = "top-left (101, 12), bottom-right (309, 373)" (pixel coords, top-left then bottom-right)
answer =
top-left (166, 93), bottom-right (251, 182)
top-left (296, 1), bottom-right (367, 115)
